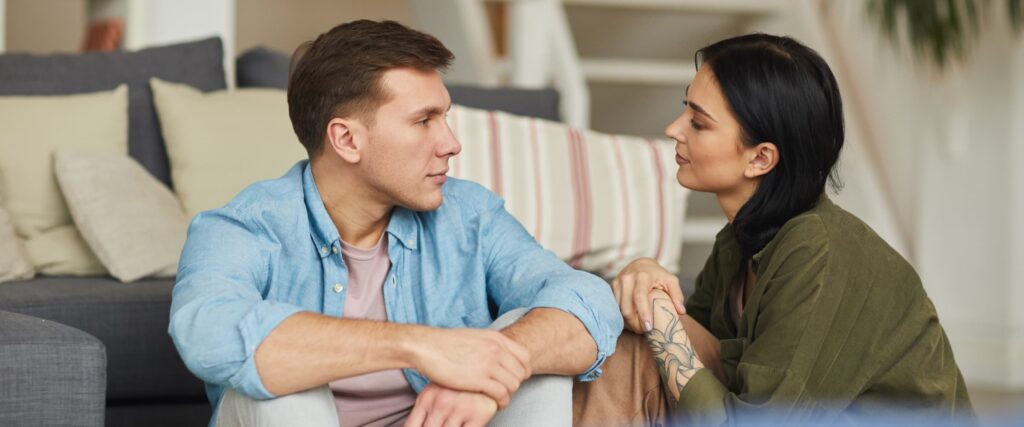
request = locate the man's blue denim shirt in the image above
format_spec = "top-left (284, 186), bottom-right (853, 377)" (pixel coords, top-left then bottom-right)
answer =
top-left (169, 161), bottom-right (622, 413)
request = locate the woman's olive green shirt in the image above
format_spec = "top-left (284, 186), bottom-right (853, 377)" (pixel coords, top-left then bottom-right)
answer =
top-left (676, 195), bottom-right (974, 425)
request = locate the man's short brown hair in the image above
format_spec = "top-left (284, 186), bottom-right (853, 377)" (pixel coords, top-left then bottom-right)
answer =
top-left (287, 20), bottom-right (454, 156)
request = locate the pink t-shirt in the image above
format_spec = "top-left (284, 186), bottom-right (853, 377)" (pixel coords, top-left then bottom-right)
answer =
top-left (329, 235), bottom-right (417, 427)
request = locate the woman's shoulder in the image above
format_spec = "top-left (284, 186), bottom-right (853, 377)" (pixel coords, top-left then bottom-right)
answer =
top-left (762, 195), bottom-right (920, 290)
top-left (771, 196), bottom-right (894, 253)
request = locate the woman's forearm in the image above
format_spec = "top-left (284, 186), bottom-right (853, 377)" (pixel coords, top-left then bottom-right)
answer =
top-left (645, 291), bottom-right (707, 401)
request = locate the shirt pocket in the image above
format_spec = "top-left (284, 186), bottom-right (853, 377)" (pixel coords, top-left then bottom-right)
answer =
top-left (732, 362), bottom-right (795, 408)
top-left (720, 336), bottom-right (749, 389)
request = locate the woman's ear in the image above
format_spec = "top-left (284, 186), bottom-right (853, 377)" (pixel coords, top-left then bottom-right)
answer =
top-left (744, 142), bottom-right (778, 179)
top-left (324, 117), bottom-right (362, 164)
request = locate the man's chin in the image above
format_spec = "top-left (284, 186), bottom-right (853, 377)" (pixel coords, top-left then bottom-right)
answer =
top-left (400, 193), bottom-right (444, 212)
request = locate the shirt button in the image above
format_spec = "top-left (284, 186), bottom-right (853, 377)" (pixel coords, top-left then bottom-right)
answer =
top-left (333, 283), bottom-right (343, 293)
top-left (320, 245), bottom-right (328, 255)
top-left (407, 239), bottom-right (415, 246)
top-left (332, 246), bottom-right (338, 255)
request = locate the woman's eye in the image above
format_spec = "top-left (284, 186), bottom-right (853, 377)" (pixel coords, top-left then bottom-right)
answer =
top-left (690, 119), bottom-right (705, 131)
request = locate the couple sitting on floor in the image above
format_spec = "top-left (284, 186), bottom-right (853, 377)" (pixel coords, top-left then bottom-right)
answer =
top-left (169, 20), bottom-right (975, 427)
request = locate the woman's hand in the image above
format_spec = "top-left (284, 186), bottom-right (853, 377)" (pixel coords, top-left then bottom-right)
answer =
top-left (612, 258), bottom-right (686, 334)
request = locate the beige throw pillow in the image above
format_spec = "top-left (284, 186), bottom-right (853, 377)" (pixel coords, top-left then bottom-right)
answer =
top-left (0, 205), bottom-right (34, 283)
top-left (55, 149), bottom-right (187, 282)
top-left (150, 78), bottom-right (307, 217)
top-left (0, 85), bottom-right (128, 275)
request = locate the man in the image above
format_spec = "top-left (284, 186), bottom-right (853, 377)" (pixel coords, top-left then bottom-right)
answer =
top-left (169, 20), bottom-right (622, 427)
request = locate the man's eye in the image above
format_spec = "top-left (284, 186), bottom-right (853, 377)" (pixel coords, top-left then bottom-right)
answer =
top-left (417, 118), bottom-right (430, 126)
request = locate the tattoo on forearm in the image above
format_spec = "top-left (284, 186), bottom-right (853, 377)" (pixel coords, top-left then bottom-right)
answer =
top-left (645, 295), bottom-right (704, 402)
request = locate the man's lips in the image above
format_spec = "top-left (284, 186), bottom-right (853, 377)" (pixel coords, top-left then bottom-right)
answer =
top-left (428, 169), bottom-right (449, 184)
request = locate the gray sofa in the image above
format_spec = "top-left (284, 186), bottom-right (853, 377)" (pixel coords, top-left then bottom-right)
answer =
top-left (0, 310), bottom-right (106, 427)
top-left (0, 40), bottom-right (560, 427)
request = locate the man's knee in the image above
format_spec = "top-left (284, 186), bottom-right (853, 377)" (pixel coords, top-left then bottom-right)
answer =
top-left (492, 374), bottom-right (572, 427)
top-left (216, 386), bottom-right (339, 427)
top-left (486, 308), bottom-right (572, 426)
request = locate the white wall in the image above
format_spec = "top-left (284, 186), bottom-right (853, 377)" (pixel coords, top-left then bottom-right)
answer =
top-left (1009, 35), bottom-right (1024, 388)
top-left (5, 0), bottom-right (84, 53)
top-left (235, 0), bottom-right (410, 56)
top-left (129, 0), bottom-right (235, 86)
top-left (915, 21), bottom-right (1023, 390)
top-left (0, 0), bottom-right (6, 53)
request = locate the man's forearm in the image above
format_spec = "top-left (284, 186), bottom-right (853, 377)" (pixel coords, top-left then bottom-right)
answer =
top-left (255, 312), bottom-right (420, 396)
top-left (499, 308), bottom-right (597, 376)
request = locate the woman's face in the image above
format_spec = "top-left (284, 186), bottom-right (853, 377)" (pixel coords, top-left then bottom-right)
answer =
top-left (665, 64), bottom-right (757, 196)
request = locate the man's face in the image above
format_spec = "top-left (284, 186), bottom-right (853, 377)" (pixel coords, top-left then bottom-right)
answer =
top-left (357, 68), bottom-right (461, 212)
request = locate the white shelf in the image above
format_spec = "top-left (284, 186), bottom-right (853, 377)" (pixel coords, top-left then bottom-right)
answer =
top-left (681, 216), bottom-right (726, 244)
top-left (564, 0), bottom-right (786, 14)
top-left (581, 58), bottom-right (696, 85)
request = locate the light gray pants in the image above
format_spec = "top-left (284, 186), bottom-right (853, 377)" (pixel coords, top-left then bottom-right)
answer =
top-left (216, 308), bottom-right (572, 426)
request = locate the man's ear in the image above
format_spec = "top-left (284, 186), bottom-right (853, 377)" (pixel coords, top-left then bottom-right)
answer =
top-left (744, 142), bottom-right (778, 179)
top-left (324, 117), bottom-right (362, 164)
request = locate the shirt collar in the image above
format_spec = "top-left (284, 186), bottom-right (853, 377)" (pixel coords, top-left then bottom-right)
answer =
top-left (302, 162), bottom-right (339, 258)
top-left (747, 192), bottom-right (833, 269)
top-left (386, 208), bottom-right (419, 250)
top-left (303, 162), bottom-right (420, 256)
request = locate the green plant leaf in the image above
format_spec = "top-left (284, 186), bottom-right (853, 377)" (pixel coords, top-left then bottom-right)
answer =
top-left (866, 0), bottom-right (1021, 69)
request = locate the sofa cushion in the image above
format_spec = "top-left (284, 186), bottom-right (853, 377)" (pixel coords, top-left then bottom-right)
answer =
top-left (0, 277), bottom-right (204, 401)
top-left (150, 78), bottom-right (307, 217)
top-left (234, 46), bottom-right (562, 122)
top-left (54, 149), bottom-right (187, 282)
top-left (447, 85), bottom-right (561, 122)
top-left (447, 105), bottom-right (689, 280)
top-left (0, 206), bottom-right (33, 284)
top-left (0, 37), bottom-right (227, 187)
top-left (0, 310), bottom-right (106, 426)
top-left (0, 86), bottom-right (129, 276)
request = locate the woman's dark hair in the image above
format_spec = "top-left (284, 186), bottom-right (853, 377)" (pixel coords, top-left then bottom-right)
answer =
top-left (697, 33), bottom-right (845, 259)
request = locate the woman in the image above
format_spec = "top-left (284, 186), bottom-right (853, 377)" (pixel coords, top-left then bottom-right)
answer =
top-left (575, 34), bottom-right (974, 426)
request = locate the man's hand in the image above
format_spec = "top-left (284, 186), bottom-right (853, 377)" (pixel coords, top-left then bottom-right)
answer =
top-left (404, 383), bottom-right (498, 427)
top-left (409, 327), bottom-right (531, 408)
top-left (612, 258), bottom-right (686, 334)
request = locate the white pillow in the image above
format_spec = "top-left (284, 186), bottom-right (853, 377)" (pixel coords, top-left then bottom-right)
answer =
top-left (447, 105), bottom-right (689, 280)
top-left (55, 149), bottom-right (188, 282)
top-left (150, 78), bottom-right (307, 217)
top-left (0, 85), bottom-right (128, 276)
top-left (0, 206), bottom-right (34, 284)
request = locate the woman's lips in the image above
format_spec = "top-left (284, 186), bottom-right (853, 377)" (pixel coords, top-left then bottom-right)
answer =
top-left (676, 154), bottom-right (690, 165)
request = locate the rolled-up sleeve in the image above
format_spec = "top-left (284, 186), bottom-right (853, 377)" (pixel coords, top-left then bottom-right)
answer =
top-left (169, 210), bottom-right (305, 399)
top-left (478, 194), bottom-right (623, 381)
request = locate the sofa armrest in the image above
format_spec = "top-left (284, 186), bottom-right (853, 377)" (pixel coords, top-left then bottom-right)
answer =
top-left (0, 310), bottom-right (106, 427)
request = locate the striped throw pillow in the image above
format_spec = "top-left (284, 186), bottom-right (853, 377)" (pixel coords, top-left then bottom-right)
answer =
top-left (447, 104), bottom-right (689, 280)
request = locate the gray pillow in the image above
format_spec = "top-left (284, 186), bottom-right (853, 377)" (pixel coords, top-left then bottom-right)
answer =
top-left (236, 46), bottom-right (290, 89)
top-left (235, 46), bottom-right (562, 122)
top-left (0, 37), bottom-right (227, 187)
